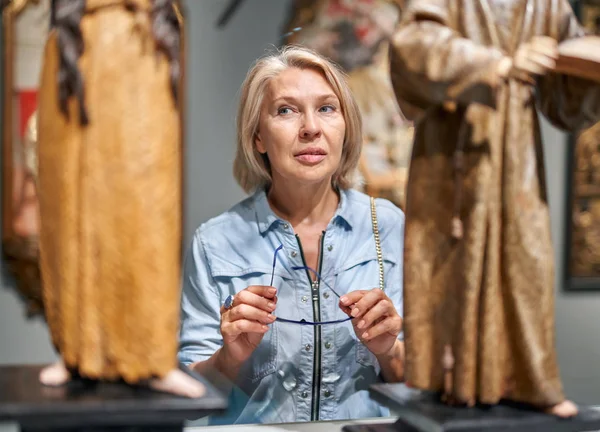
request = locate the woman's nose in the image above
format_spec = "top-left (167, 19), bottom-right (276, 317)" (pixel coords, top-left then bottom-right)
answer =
top-left (300, 113), bottom-right (321, 139)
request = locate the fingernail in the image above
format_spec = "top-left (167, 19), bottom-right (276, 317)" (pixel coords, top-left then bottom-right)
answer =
top-left (267, 302), bottom-right (275, 310)
top-left (351, 308), bottom-right (359, 317)
top-left (340, 296), bottom-right (348, 304)
top-left (267, 314), bottom-right (276, 321)
top-left (357, 320), bottom-right (365, 329)
top-left (362, 332), bottom-right (369, 339)
top-left (262, 325), bottom-right (269, 331)
top-left (268, 287), bottom-right (277, 295)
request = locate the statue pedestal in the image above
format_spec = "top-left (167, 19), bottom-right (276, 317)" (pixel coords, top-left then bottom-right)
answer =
top-left (0, 365), bottom-right (227, 432)
top-left (341, 383), bottom-right (600, 432)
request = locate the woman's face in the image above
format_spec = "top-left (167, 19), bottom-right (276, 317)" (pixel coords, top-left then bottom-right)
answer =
top-left (255, 67), bottom-right (346, 189)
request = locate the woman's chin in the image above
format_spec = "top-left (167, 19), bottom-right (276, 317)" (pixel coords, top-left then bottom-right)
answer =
top-left (292, 174), bottom-right (335, 188)
top-left (272, 166), bottom-right (337, 189)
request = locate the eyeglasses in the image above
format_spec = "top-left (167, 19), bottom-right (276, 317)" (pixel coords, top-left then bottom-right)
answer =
top-left (269, 244), bottom-right (352, 326)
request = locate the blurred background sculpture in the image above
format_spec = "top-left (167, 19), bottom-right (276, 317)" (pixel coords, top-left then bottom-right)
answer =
top-left (389, 0), bottom-right (600, 418)
top-left (570, 121), bottom-right (600, 277)
top-left (35, 0), bottom-right (203, 397)
top-left (281, 0), bottom-right (413, 209)
top-left (1, 0), bottom-right (49, 318)
top-left (564, 0), bottom-right (600, 290)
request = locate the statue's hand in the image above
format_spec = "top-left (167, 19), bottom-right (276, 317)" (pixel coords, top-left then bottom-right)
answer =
top-left (498, 36), bottom-right (559, 84)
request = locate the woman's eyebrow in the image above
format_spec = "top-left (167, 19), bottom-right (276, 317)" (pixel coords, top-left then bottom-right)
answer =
top-left (271, 93), bottom-right (339, 105)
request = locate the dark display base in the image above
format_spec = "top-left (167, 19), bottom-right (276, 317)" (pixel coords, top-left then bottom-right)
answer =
top-left (341, 383), bottom-right (600, 432)
top-left (0, 364), bottom-right (227, 432)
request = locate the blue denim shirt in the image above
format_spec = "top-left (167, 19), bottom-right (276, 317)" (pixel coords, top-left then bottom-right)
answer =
top-left (178, 188), bottom-right (404, 424)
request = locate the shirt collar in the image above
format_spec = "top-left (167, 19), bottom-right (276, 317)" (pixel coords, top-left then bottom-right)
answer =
top-left (254, 189), bottom-right (281, 235)
top-left (254, 187), bottom-right (354, 235)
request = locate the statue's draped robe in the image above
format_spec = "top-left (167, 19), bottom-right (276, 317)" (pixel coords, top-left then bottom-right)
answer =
top-left (389, 0), bottom-right (600, 406)
top-left (37, 0), bottom-right (182, 383)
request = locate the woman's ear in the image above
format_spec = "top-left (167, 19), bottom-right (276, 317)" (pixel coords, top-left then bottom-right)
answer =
top-left (255, 133), bottom-right (266, 154)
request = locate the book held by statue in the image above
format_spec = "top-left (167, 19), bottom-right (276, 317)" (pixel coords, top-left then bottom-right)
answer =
top-left (556, 35), bottom-right (600, 82)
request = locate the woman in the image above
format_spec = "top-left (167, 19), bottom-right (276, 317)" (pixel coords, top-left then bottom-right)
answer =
top-left (387, 0), bottom-right (600, 417)
top-left (37, 0), bottom-right (203, 397)
top-left (178, 46), bottom-right (405, 423)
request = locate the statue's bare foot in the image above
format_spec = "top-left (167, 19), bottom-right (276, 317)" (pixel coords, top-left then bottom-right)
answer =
top-left (545, 400), bottom-right (578, 418)
top-left (148, 369), bottom-right (205, 398)
top-left (39, 361), bottom-right (71, 386)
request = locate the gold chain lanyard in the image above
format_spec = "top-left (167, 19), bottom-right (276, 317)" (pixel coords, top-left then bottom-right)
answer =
top-left (370, 196), bottom-right (384, 291)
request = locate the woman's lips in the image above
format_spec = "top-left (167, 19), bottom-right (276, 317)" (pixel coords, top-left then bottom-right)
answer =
top-left (295, 154), bottom-right (327, 164)
top-left (294, 147), bottom-right (327, 165)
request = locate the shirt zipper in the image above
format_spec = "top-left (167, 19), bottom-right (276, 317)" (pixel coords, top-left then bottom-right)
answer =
top-left (295, 232), bottom-right (325, 421)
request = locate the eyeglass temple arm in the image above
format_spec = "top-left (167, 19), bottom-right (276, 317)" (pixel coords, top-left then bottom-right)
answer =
top-left (270, 244), bottom-right (284, 286)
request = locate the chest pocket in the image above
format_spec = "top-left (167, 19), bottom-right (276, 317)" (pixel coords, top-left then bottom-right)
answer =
top-left (206, 243), bottom-right (293, 384)
top-left (334, 253), bottom-right (397, 370)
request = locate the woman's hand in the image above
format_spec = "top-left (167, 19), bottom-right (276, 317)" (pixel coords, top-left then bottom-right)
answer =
top-left (218, 286), bottom-right (277, 369)
top-left (339, 289), bottom-right (402, 357)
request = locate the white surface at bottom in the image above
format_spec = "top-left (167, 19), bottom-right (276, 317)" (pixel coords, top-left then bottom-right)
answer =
top-left (0, 422), bottom-right (19, 432)
top-left (184, 407), bottom-right (600, 432)
top-left (186, 417), bottom-right (394, 432)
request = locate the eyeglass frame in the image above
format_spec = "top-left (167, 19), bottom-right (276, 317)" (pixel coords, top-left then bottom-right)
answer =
top-left (269, 244), bottom-right (352, 326)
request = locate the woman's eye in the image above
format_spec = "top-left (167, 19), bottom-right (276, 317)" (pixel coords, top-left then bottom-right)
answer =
top-left (277, 107), bottom-right (292, 115)
top-left (319, 105), bottom-right (335, 113)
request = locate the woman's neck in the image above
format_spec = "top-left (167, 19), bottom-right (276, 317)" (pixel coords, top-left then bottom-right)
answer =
top-left (267, 180), bottom-right (339, 229)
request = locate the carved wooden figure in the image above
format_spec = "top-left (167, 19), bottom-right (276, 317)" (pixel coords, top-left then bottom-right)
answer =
top-left (389, 0), bottom-right (600, 417)
top-left (36, 0), bottom-right (202, 397)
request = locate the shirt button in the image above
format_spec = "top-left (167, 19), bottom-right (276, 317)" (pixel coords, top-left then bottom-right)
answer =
top-left (301, 391), bottom-right (308, 398)
top-left (323, 291), bottom-right (330, 299)
top-left (283, 223), bottom-right (290, 230)
top-left (291, 251), bottom-right (298, 258)
top-left (305, 344), bottom-right (312, 352)
top-left (324, 390), bottom-right (331, 397)
top-left (324, 341), bottom-right (332, 349)
top-left (327, 245), bottom-right (333, 251)
top-left (301, 295), bottom-right (308, 302)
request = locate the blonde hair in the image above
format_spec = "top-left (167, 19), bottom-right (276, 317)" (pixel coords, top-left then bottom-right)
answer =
top-left (233, 45), bottom-right (363, 193)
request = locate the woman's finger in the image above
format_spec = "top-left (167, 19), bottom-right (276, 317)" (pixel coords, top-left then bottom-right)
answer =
top-left (236, 289), bottom-right (278, 313)
top-left (350, 289), bottom-right (386, 319)
top-left (245, 285), bottom-right (278, 300)
top-left (339, 290), bottom-right (369, 308)
top-left (340, 304), bottom-right (353, 316)
top-left (355, 299), bottom-right (393, 331)
top-left (226, 303), bottom-right (276, 325)
top-left (361, 315), bottom-right (402, 341)
top-left (234, 319), bottom-right (270, 335)
top-left (222, 319), bottom-right (269, 338)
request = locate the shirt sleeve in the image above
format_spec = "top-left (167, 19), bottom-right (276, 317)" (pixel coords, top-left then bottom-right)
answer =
top-left (178, 229), bottom-right (224, 366)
